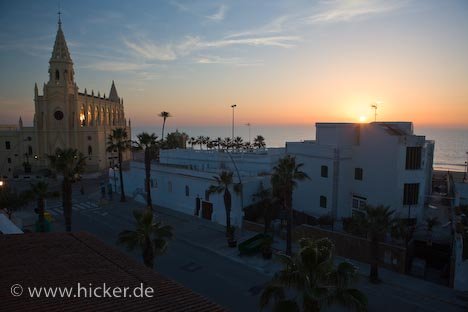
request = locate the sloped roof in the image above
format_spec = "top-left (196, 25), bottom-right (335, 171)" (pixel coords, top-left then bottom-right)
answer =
top-left (50, 22), bottom-right (72, 64)
top-left (0, 232), bottom-right (225, 312)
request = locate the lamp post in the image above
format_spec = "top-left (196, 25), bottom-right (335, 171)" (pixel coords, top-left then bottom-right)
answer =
top-left (245, 122), bottom-right (251, 143)
top-left (231, 104), bottom-right (237, 141)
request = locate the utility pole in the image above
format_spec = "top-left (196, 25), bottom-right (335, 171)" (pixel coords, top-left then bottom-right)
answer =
top-left (231, 104), bottom-right (237, 141)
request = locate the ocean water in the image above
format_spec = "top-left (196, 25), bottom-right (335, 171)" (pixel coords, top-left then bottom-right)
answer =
top-left (132, 125), bottom-right (468, 172)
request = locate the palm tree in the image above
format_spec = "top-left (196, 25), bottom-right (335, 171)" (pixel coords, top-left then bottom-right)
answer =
top-left (134, 132), bottom-right (159, 210)
top-left (197, 135), bottom-right (205, 150)
top-left (271, 155), bottom-right (309, 256)
top-left (158, 111), bottom-right (171, 140)
top-left (188, 137), bottom-right (196, 149)
top-left (118, 209), bottom-right (173, 268)
top-left (252, 183), bottom-right (274, 234)
top-left (354, 205), bottom-right (394, 283)
top-left (30, 181), bottom-right (57, 232)
top-left (222, 137), bottom-right (232, 150)
top-left (107, 128), bottom-right (131, 202)
top-left (254, 135), bottom-right (266, 149)
top-left (48, 148), bottom-right (86, 232)
top-left (208, 171), bottom-right (240, 234)
top-left (215, 137), bottom-right (222, 150)
top-left (233, 136), bottom-right (243, 150)
top-left (260, 237), bottom-right (367, 312)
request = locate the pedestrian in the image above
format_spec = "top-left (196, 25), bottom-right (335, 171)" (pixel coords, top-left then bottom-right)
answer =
top-left (107, 182), bottom-right (113, 201)
top-left (100, 182), bottom-right (106, 199)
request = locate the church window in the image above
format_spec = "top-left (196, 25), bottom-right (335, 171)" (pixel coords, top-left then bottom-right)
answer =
top-left (88, 136), bottom-right (92, 141)
top-left (88, 145), bottom-right (92, 156)
top-left (28, 146), bottom-right (33, 155)
top-left (5, 141), bottom-right (11, 150)
top-left (54, 111), bottom-right (64, 120)
top-left (55, 69), bottom-right (59, 80)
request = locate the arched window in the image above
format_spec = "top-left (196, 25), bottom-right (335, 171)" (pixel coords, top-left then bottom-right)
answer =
top-left (28, 146), bottom-right (33, 156)
top-left (55, 69), bottom-right (59, 80)
top-left (185, 185), bottom-right (190, 197)
top-left (88, 145), bottom-right (92, 156)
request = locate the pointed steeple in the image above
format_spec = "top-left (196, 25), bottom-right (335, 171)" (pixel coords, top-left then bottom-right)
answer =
top-left (109, 80), bottom-right (119, 102)
top-left (50, 16), bottom-right (72, 64)
top-left (18, 116), bottom-right (23, 128)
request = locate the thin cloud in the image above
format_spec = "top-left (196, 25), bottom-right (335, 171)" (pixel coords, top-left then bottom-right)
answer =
top-left (123, 39), bottom-right (177, 61)
top-left (225, 15), bottom-right (294, 39)
top-left (206, 5), bottom-right (228, 21)
top-left (305, 0), bottom-right (408, 24)
top-left (195, 55), bottom-right (263, 66)
top-left (123, 35), bottom-right (299, 61)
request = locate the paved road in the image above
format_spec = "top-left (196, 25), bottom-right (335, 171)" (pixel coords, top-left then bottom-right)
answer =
top-left (43, 193), bottom-right (466, 312)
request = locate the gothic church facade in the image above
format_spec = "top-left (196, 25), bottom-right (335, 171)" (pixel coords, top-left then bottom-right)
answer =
top-left (0, 18), bottom-right (131, 178)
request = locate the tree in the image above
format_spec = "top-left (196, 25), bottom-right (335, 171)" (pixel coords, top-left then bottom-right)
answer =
top-left (188, 137), bottom-right (197, 149)
top-left (208, 171), bottom-right (240, 234)
top-left (158, 111), bottom-right (171, 140)
top-left (118, 209), bottom-right (173, 268)
top-left (197, 135), bottom-right (205, 150)
top-left (254, 135), bottom-right (266, 149)
top-left (0, 186), bottom-right (29, 220)
top-left (134, 132), bottom-right (159, 210)
top-left (107, 128), bottom-right (131, 202)
top-left (30, 181), bottom-right (57, 232)
top-left (164, 131), bottom-right (188, 149)
top-left (354, 205), bottom-right (394, 283)
top-left (233, 136), bottom-right (244, 150)
top-left (252, 183), bottom-right (274, 234)
top-left (260, 237), bottom-right (367, 312)
top-left (271, 155), bottom-right (309, 256)
top-left (48, 148), bottom-right (86, 232)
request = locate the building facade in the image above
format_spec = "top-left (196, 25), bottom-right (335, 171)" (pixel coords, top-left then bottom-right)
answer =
top-left (0, 18), bottom-right (131, 178)
top-left (123, 148), bottom-right (285, 227)
top-left (287, 122), bottom-right (434, 223)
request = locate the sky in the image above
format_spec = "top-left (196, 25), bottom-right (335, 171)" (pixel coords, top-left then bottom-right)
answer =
top-left (0, 0), bottom-right (467, 128)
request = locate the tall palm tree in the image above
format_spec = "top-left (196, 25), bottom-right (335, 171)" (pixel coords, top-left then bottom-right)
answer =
top-left (254, 135), bottom-right (266, 149)
top-left (158, 111), bottom-right (171, 140)
top-left (188, 137), bottom-right (196, 149)
top-left (30, 181), bottom-right (56, 232)
top-left (354, 205), bottom-right (394, 283)
top-left (222, 137), bottom-right (232, 150)
top-left (260, 237), bottom-right (367, 312)
top-left (197, 135), bottom-right (205, 150)
top-left (134, 132), bottom-right (159, 210)
top-left (208, 171), bottom-right (240, 234)
top-left (48, 148), bottom-right (86, 232)
top-left (107, 128), bottom-right (131, 202)
top-left (252, 183), bottom-right (274, 234)
top-left (118, 209), bottom-right (173, 269)
top-left (271, 155), bottom-right (309, 256)
top-left (215, 137), bottom-right (222, 150)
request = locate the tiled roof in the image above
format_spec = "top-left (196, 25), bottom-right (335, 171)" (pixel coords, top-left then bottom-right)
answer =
top-left (0, 232), bottom-right (226, 312)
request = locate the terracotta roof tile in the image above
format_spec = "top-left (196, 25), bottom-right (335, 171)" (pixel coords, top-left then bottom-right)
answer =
top-left (0, 232), bottom-right (226, 312)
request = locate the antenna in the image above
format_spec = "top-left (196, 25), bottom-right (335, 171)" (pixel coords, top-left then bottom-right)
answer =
top-left (371, 103), bottom-right (378, 122)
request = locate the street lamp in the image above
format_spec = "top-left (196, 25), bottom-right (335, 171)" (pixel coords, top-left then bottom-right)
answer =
top-left (245, 122), bottom-right (251, 143)
top-left (231, 104), bottom-right (237, 141)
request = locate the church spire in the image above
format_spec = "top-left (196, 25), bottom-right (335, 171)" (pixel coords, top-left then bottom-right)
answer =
top-left (48, 13), bottom-right (75, 87)
top-left (109, 80), bottom-right (119, 102)
top-left (50, 14), bottom-right (72, 64)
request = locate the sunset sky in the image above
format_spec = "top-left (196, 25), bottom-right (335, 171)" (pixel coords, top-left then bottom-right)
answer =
top-left (0, 0), bottom-right (467, 128)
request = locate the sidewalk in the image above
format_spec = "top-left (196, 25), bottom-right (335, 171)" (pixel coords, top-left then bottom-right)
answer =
top-left (154, 204), bottom-right (467, 310)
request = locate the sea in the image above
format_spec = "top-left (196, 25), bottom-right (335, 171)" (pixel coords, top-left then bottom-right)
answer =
top-left (132, 125), bottom-right (468, 173)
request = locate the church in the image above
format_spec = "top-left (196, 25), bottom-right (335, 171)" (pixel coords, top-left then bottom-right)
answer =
top-left (0, 17), bottom-right (131, 178)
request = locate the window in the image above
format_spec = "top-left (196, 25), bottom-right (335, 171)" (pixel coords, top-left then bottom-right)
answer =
top-left (7, 157), bottom-right (11, 163)
top-left (185, 185), bottom-right (190, 197)
top-left (168, 181), bottom-right (172, 193)
top-left (28, 146), bottom-right (33, 156)
top-left (54, 111), bottom-right (64, 120)
top-left (403, 183), bottom-right (419, 205)
top-left (5, 141), bottom-right (11, 150)
top-left (406, 147), bottom-right (422, 170)
top-left (354, 168), bottom-right (363, 180)
top-left (320, 196), bottom-right (327, 208)
top-left (88, 136), bottom-right (92, 141)
top-left (321, 165), bottom-right (328, 178)
top-left (55, 69), bottom-right (59, 80)
top-left (352, 195), bottom-right (367, 210)
top-left (27, 136), bottom-right (32, 141)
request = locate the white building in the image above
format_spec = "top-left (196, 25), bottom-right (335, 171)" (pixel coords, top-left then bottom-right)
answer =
top-left (123, 148), bottom-right (284, 227)
top-left (287, 122), bottom-right (434, 223)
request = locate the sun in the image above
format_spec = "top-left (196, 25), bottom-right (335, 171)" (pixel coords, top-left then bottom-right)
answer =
top-left (359, 116), bottom-right (367, 123)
